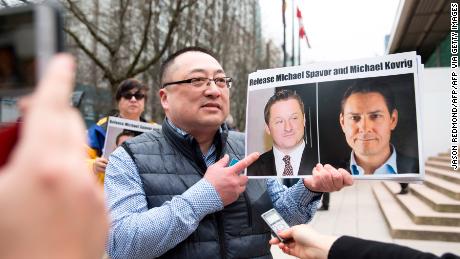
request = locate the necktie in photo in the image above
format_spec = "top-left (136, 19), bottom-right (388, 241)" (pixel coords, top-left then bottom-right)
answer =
top-left (282, 155), bottom-right (293, 176)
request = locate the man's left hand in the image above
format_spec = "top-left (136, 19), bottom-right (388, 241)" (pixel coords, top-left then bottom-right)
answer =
top-left (303, 164), bottom-right (353, 192)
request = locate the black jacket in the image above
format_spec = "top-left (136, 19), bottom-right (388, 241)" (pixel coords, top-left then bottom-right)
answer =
top-left (329, 236), bottom-right (459, 259)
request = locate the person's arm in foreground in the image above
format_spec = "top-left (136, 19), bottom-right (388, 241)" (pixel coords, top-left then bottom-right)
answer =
top-left (268, 164), bottom-right (353, 225)
top-left (0, 55), bottom-right (109, 259)
top-left (270, 224), bottom-right (460, 259)
top-left (105, 151), bottom-right (259, 259)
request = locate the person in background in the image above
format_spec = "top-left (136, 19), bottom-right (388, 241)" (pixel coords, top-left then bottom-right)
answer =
top-left (115, 129), bottom-right (139, 147)
top-left (225, 114), bottom-right (238, 131)
top-left (0, 54), bottom-right (108, 259)
top-left (87, 78), bottom-right (155, 184)
top-left (318, 192), bottom-right (330, 211)
top-left (270, 224), bottom-right (459, 259)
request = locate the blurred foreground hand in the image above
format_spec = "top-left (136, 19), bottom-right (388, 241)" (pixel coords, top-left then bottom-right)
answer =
top-left (0, 54), bottom-right (109, 259)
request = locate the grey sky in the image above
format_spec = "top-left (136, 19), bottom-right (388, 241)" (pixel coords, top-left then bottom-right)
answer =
top-left (259, 0), bottom-right (400, 64)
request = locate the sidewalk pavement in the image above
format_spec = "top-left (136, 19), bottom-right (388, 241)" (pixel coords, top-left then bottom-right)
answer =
top-left (271, 181), bottom-right (460, 258)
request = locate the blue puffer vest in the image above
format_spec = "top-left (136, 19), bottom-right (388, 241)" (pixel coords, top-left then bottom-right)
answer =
top-left (122, 120), bottom-right (273, 259)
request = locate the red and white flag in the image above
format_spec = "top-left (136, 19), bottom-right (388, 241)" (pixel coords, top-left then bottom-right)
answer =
top-left (296, 7), bottom-right (311, 48)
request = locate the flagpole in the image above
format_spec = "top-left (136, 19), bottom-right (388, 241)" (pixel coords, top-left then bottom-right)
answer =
top-left (296, 6), bottom-right (311, 64)
top-left (282, 0), bottom-right (287, 67)
top-left (291, 0), bottom-right (295, 66)
top-left (298, 33), bottom-right (301, 65)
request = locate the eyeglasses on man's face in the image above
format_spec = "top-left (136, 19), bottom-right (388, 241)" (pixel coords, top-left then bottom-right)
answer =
top-left (162, 77), bottom-right (232, 89)
top-left (121, 92), bottom-right (145, 100)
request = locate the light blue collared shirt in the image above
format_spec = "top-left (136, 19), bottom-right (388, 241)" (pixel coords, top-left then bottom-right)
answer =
top-left (166, 118), bottom-right (216, 167)
top-left (350, 145), bottom-right (398, 175)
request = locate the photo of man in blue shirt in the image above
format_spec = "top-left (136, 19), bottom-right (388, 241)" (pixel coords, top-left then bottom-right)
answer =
top-left (339, 82), bottom-right (419, 176)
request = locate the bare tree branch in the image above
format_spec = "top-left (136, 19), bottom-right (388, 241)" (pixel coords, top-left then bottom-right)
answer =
top-left (112, 0), bottom-right (130, 55)
top-left (64, 0), bottom-right (115, 55)
top-left (179, 0), bottom-right (197, 12)
top-left (129, 0), bottom-right (194, 76)
top-left (64, 27), bottom-right (116, 84)
top-left (124, 0), bottom-right (153, 77)
top-left (194, 0), bottom-right (214, 44)
top-left (0, 0), bottom-right (9, 7)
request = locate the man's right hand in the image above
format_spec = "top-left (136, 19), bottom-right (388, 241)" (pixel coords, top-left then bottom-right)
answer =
top-left (94, 157), bottom-right (108, 173)
top-left (204, 152), bottom-right (259, 206)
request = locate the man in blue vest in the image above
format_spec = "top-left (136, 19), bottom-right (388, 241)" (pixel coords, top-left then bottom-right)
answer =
top-left (105, 47), bottom-right (353, 259)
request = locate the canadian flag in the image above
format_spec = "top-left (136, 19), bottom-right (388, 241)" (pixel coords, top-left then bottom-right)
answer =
top-left (296, 6), bottom-right (302, 19)
top-left (296, 7), bottom-right (311, 48)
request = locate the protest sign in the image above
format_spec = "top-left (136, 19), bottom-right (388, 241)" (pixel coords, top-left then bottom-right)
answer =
top-left (102, 116), bottom-right (159, 158)
top-left (245, 52), bottom-right (423, 181)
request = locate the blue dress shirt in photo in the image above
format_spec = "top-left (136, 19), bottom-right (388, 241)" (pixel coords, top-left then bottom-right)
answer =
top-left (350, 145), bottom-right (398, 175)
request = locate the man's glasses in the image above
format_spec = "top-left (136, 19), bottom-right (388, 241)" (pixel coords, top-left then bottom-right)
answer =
top-left (121, 92), bottom-right (145, 100)
top-left (162, 77), bottom-right (232, 89)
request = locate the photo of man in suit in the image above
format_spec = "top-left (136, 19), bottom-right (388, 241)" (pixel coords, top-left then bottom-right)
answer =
top-left (339, 82), bottom-right (419, 178)
top-left (248, 90), bottom-right (317, 177)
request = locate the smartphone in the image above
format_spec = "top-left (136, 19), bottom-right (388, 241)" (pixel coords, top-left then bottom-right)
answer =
top-left (261, 208), bottom-right (292, 243)
top-left (0, 3), bottom-right (63, 167)
top-left (0, 2), bottom-right (63, 99)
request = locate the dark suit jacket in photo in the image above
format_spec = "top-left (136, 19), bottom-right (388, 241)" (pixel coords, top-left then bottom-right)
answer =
top-left (338, 151), bottom-right (419, 175)
top-left (247, 145), bottom-right (318, 176)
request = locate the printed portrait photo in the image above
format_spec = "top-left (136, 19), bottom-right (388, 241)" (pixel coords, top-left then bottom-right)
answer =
top-left (317, 74), bottom-right (420, 178)
top-left (246, 83), bottom-right (319, 178)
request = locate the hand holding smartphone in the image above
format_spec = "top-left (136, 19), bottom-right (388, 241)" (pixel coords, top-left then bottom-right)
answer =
top-left (261, 208), bottom-right (293, 243)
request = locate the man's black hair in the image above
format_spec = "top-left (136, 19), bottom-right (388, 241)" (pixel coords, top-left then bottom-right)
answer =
top-left (340, 79), bottom-right (396, 114)
top-left (160, 46), bottom-right (218, 86)
top-left (264, 89), bottom-right (305, 124)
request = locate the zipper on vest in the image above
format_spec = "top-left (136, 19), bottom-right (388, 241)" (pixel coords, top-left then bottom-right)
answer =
top-left (216, 212), bottom-right (227, 259)
top-left (243, 191), bottom-right (252, 228)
